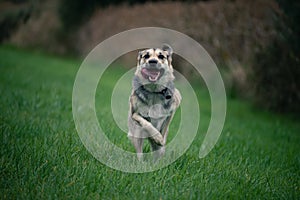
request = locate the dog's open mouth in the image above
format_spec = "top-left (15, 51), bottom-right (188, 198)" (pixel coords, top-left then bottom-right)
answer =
top-left (141, 68), bottom-right (163, 82)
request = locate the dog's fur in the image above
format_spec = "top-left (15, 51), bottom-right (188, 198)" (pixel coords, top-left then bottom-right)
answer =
top-left (128, 44), bottom-right (181, 160)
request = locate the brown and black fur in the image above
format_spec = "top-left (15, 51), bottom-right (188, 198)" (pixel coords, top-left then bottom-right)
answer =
top-left (128, 44), bottom-right (181, 160)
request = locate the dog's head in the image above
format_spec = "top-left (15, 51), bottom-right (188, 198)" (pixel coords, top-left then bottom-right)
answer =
top-left (135, 44), bottom-right (174, 83)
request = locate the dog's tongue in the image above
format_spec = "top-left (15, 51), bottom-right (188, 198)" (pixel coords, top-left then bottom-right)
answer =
top-left (142, 68), bottom-right (160, 82)
top-left (148, 71), bottom-right (160, 80)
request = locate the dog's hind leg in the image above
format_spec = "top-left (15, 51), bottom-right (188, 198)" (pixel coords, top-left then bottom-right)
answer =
top-left (148, 138), bottom-right (165, 161)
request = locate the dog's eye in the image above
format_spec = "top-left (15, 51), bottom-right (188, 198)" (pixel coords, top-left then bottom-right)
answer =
top-left (158, 55), bottom-right (165, 60)
top-left (143, 54), bottom-right (150, 59)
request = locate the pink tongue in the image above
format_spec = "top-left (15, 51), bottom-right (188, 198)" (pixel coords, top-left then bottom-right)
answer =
top-left (148, 71), bottom-right (159, 79)
top-left (142, 68), bottom-right (160, 80)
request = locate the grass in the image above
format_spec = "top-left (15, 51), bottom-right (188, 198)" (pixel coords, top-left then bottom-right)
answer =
top-left (0, 45), bottom-right (299, 199)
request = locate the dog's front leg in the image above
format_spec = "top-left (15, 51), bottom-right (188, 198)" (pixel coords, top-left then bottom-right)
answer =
top-left (128, 136), bottom-right (144, 161)
top-left (161, 88), bottom-right (181, 144)
top-left (132, 113), bottom-right (164, 146)
top-left (160, 114), bottom-right (173, 144)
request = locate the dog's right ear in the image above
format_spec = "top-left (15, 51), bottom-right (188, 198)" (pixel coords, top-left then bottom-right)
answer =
top-left (137, 50), bottom-right (144, 61)
top-left (137, 50), bottom-right (143, 65)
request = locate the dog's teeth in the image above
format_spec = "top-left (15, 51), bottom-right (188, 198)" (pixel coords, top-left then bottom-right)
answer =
top-left (149, 76), bottom-right (157, 81)
top-left (148, 72), bottom-right (160, 82)
top-left (149, 77), bottom-right (156, 81)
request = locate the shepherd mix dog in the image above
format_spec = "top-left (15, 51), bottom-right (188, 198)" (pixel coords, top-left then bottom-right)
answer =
top-left (128, 44), bottom-right (181, 160)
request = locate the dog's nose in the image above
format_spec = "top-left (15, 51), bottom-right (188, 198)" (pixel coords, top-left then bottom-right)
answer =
top-left (148, 59), bottom-right (158, 65)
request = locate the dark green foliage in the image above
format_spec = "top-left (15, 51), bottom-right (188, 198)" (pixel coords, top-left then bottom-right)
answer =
top-left (58, 0), bottom-right (208, 31)
top-left (0, 4), bottom-right (31, 42)
top-left (58, 0), bottom-right (148, 31)
top-left (58, 0), bottom-right (99, 31)
top-left (252, 0), bottom-right (300, 113)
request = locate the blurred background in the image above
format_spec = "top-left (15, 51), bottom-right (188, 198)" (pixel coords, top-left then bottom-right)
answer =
top-left (1, 0), bottom-right (299, 115)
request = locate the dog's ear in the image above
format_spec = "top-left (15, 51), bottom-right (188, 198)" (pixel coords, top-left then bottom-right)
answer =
top-left (162, 44), bottom-right (173, 66)
top-left (137, 50), bottom-right (145, 65)
top-left (137, 50), bottom-right (143, 60)
top-left (162, 44), bottom-right (173, 56)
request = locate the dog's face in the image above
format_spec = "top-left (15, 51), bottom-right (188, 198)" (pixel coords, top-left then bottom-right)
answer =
top-left (135, 44), bottom-right (174, 83)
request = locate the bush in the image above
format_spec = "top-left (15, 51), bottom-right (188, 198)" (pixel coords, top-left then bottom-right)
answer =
top-left (251, 0), bottom-right (300, 113)
top-left (0, 2), bottom-right (31, 42)
top-left (58, 0), bottom-right (99, 31)
top-left (58, 0), bottom-right (208, 31)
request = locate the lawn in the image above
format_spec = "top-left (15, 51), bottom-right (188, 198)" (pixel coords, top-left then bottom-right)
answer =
top-left (0, 45), bottom-right (299, 199)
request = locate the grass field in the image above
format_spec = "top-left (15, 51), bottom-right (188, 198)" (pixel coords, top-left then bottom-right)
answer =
top-left (0, 45), bottom-right (299, 199)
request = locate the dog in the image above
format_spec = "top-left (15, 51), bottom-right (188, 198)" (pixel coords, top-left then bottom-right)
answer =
top-left (128, 44), bottom-right (181, 160)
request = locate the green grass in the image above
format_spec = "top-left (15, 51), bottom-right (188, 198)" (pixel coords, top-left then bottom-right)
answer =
top-left (0, 45), bottom-right (299, 199)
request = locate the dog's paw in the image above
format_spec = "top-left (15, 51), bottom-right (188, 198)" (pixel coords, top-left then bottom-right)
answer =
top-left (137, 153), bottom-right (143, 161)
top-left (152, 133), bottom-right (164, 146)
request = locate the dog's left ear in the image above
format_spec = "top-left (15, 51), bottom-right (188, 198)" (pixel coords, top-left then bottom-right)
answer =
top-left (162, 44), bottom-right (173, 66)
top-left (162, 44), bottom-right (173, 56)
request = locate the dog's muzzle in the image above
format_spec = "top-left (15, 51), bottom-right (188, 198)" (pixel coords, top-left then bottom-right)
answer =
top-left (148, 59), bottom-right (158, 65)
top-left (141, 60), bottom-right (164, 82)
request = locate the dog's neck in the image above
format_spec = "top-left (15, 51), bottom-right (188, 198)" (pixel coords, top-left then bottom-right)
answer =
top-left (143, 84), bottom-right (164, 93)
top-left (133, 76), bottom-right (174, 93)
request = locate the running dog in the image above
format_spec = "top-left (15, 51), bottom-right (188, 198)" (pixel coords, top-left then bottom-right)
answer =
top-left (128, 44), bottom-right (181, 160)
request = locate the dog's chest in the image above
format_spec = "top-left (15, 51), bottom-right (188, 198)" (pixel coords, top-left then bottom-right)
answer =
top-left (137, 92), bottom-right (172, 120)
